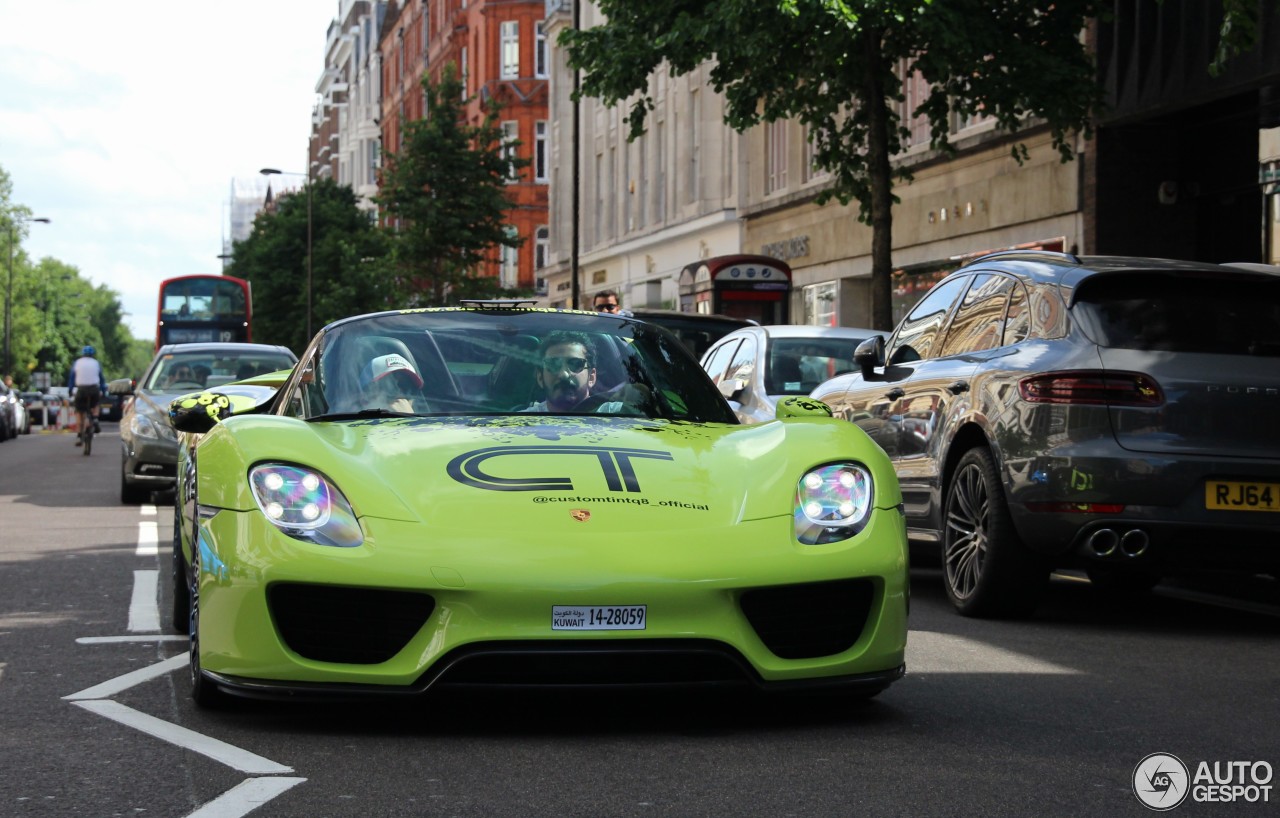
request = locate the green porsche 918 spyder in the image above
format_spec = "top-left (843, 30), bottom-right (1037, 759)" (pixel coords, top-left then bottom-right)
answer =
top-left (168, 304), bottom-right (908, 706)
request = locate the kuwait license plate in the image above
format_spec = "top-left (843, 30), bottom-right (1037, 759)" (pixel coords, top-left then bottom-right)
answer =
top-left (552, 605), bottom-right (647, 631)
top-left (1205, 481), bottom-right (1280, 512)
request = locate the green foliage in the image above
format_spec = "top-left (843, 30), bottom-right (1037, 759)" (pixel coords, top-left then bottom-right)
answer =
top-left (375, 63), bottom-right (529, 306)
top-left (226, 178), bottom-right (392, 355)
top-left (3, 164), bottom-right (137, 389)
top-left (1211, 0), bottom-right (1268, 75)
top-left (561, 0), bottom-right (1106, 330)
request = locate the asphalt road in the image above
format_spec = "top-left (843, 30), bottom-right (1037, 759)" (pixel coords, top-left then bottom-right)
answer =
top-left (1, 425), bottom-right (1277, 817)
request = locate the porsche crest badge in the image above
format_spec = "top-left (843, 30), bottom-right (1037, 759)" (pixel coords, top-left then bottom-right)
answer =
top-left (571, 509), bottom-right (591, 522)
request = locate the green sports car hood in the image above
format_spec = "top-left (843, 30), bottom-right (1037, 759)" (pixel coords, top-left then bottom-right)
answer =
top-left (196, 413), bottom-right (901, 530)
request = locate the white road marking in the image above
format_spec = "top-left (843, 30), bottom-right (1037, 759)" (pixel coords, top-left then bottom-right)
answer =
top-left (63, 509), bottom-right (302, 816)
top-left (137, 520), bottom-right (160, 556)
top-left (185, 777), bottom-right (307, 818)
top-left (77, 635), bottom-right (187, 645)
top-left (142, 503), bottom-right (157, 516)
top-left (906, 630), bottom-right (1081, 675)
top-left (64, 653), bottom-right (189, 701)
top-left (128, 569), bottom-right (161, 632)
top-left (71, 700), bottom-right (294, 775)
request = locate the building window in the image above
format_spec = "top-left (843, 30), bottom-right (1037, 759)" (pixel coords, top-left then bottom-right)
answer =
top-left (687, 89), bottom-right (700, 204)
top-left (655, 120), bottom-right (666, 223)
top-left (802, 123), bottom-right (828, 183)
top-left (367, 141), bottom-right (379, 185)
top-left (766, 119), bottom-right (788, 194)
top-left (535, 225), bottom-right (549, 270)
top-left (637, 133), bottom-right (646, 229)
top-left (803, 281), bottom-right (839, 327)
top-left (593, 153), bottom-right (603, 246)
top-left (397, 29), bottom-right (405, 78)
top-left (534, 121), bottom-right (548, 182)
top-left (501, 121), bottom-right (519, 183)
top-left (500, 21), bottom-right (519, 79)
top-left (500, 228), bottom-right (519, 288)
top-left (534, 22), bottom-right (548, 78)
top-left (459, 47), bottom-right (468, 99)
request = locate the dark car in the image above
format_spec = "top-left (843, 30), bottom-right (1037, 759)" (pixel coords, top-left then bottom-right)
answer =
top-left (19, 392), bottom-right (45, 430)
top-left (627, 309), bottom-right (757, 360)
top-left (97, 392), bottom-right (122, 422)
top-left (811, 250), bottom-right (1280, 618)
top-left (112, 342), bottom-right (297, 504)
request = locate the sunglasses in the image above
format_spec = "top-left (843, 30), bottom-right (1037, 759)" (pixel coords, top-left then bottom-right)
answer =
top-left (595, 303), bottom-right (619, 311)
top-left (541, 356), bottom-right (589, 374)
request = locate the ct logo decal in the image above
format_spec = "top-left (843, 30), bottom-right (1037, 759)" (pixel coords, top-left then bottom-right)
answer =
top-left (1133, 752), bottom-right (1190, 811)
top-left (447, 445), bottom-right (673, 492)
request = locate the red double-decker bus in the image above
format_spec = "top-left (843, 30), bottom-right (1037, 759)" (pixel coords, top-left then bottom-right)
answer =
top-left (156, 274), bottom-right (252, 350)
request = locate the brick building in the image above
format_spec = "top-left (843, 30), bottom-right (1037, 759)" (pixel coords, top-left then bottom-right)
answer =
top-left (380, 0), bottom-right (550, 292)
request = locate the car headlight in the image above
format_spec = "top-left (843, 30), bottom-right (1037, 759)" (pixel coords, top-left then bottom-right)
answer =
top-left (249, 463), bottom-right (363, 548)
top-left (794, 463), bottom-right (874, 545)
top-left (131, 411), bottom-right (177, 441)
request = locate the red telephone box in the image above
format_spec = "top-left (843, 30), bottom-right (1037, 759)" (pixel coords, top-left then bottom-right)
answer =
top-left (678, 254), bottom-right (792, 324)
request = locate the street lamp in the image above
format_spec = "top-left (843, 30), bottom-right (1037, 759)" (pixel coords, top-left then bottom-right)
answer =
top-left (260, 167), bottom-right (313, 339)
top-left (5, 216), bottom-right (51, 376)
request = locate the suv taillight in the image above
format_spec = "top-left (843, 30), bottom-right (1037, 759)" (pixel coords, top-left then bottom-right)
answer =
top-left (1018, 371), bottom-right (1164, 406)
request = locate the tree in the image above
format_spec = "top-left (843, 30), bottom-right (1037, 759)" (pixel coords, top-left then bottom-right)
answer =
top-left (227, 178), bottom-right (392, 354)
top-left (2, 161), bottom-right (216, 386)
top-left (563, 0), bottom-right (1113, 330)
top-left (376, 63), bottom-right (530, 306)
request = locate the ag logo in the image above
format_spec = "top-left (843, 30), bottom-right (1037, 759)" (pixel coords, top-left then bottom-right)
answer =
top-left (1133, 753), bottom-right (1190, 811)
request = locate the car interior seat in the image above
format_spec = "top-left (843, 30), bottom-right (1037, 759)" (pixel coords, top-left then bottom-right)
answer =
top-left (768, 355), bottom-right (806, 395)
top-left (486, 334), bottom-right (541, 409)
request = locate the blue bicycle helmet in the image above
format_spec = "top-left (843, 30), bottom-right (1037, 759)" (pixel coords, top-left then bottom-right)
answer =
top-left (82, 345), bottom-right (96, 356)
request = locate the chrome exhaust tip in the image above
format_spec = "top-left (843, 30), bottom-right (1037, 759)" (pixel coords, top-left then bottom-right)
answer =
top-left (1120, 529), bottom-right (1150, 558)
top-left (1088, 528), bottom-right (1119, 557)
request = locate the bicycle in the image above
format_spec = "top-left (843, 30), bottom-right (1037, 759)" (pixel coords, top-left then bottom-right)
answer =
top-left (78, 406), bottom-right (94, 455)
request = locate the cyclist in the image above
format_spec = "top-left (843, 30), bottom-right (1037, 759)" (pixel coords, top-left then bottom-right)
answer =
top-left (68, 345), bottom-right (107, 447)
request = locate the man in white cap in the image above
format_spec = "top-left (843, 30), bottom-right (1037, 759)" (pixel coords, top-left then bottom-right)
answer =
top-left (358, 353), bottom-right (425, 414)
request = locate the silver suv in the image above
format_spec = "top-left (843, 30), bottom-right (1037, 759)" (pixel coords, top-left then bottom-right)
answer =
top-left (812, 251), bottom-right (1280, 617)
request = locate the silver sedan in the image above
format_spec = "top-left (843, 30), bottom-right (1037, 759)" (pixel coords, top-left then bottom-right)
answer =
top-left (699, 325), bottom-right (876, 424)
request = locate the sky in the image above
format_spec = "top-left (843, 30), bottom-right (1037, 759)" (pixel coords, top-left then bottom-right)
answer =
top-left (0, 0), bottom-right (339, 340)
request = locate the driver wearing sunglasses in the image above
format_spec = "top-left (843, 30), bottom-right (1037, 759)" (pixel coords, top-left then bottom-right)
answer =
top-left (524, 331), bottom-right (623, 413)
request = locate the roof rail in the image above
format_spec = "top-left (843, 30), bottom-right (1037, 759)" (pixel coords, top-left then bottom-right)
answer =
top-left (960, 249), bottom-right (1083, 268)
top-left (458, 298), bottom-right (540, 309)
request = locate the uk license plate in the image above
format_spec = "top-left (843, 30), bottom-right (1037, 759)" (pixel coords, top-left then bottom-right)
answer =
top-left (551, 605), bottom-right (647, 631)
top-left (1205, 481), bottom-right (1280, 512)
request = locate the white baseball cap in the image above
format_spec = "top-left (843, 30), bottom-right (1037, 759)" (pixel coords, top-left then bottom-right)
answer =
top-left (359, 353), bottom-right (423, 389)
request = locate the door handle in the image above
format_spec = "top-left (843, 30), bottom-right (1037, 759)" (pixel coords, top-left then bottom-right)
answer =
top-left (947, 380), bottom-right (970, 395)
top-left (884, 387), bottom-right (905, 401)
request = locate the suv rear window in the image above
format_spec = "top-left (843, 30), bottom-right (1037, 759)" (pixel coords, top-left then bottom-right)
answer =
top-left (1072, 272), bottom-right (1280, 356)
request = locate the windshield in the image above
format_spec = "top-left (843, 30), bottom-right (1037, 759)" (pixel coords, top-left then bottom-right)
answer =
top-left (145, 350), bottom-right (297, 392)
top-left (285, 309), bottom-right (738, 423)
top-left (1072, 272), bottom-right (1280, 356)
top-left (767, 336), bottom-right (867, 395)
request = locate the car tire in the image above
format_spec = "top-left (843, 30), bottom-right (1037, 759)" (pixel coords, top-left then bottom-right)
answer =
top-left (188, 543), bottom-right (225, 709)
top-left (1086, 566), bottom-right (1162, 594)
top-left (942, 447), bottom-right (1048, 618)
top-left (171, 504), bottom-right (191, 635)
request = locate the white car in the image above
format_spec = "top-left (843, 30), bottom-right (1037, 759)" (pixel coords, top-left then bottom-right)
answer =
top-left (699, 324), bottom-right (878, 424)
top-left (11, 392), bottom-right (29, 435)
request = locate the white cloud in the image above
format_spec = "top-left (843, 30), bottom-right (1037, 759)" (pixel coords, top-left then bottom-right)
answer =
top-left (0, 0), bottom-right (337, 340)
